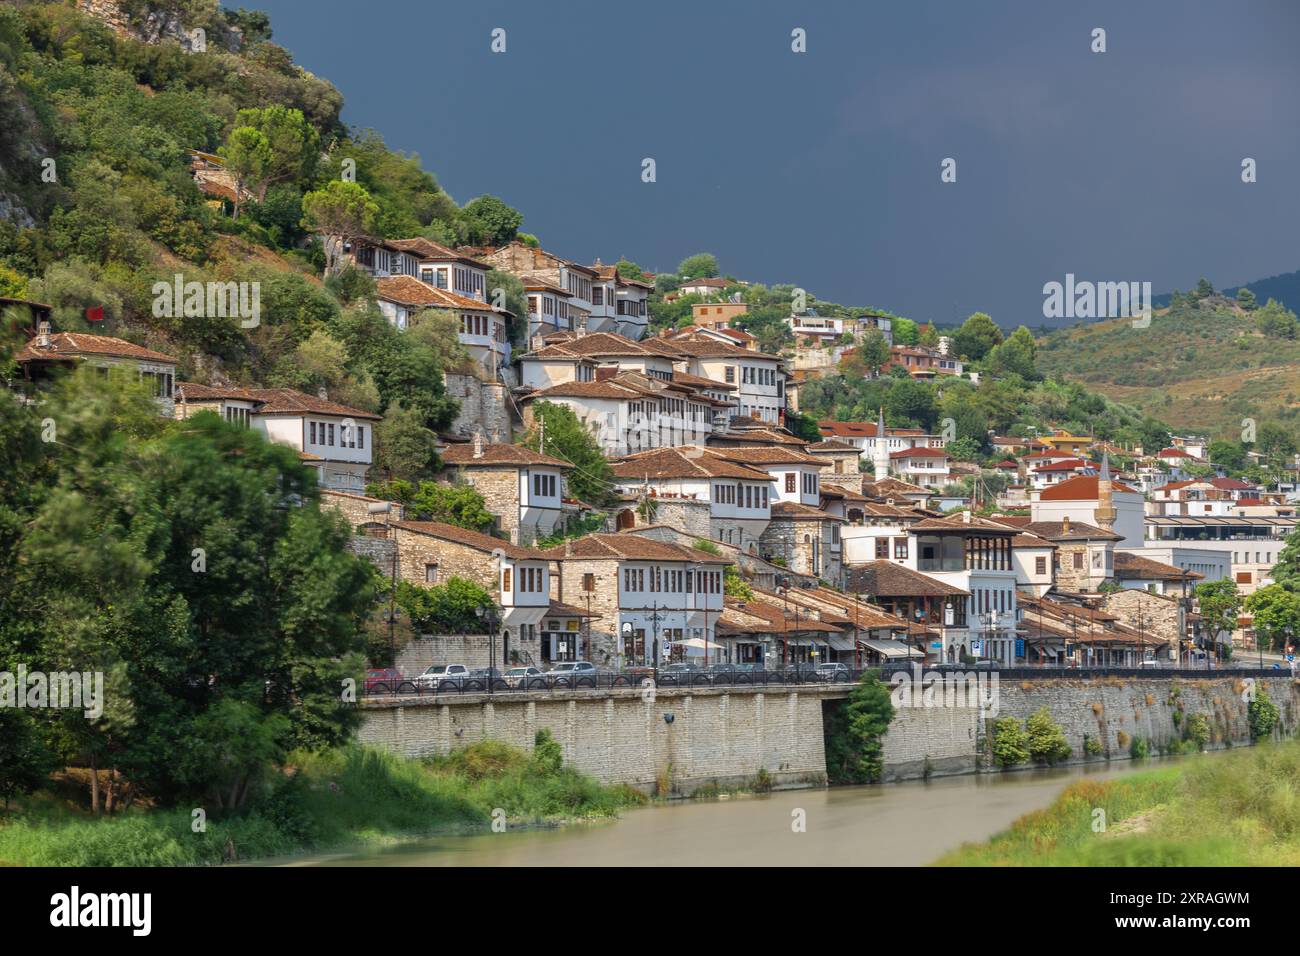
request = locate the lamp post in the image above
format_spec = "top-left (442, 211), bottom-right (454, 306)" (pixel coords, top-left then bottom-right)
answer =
top-left (474, 604), bottom-right (499, 694)
top-left (367, 501), bottom-right (397, 665)
top-left (621, 621), bottom-right (632, 672)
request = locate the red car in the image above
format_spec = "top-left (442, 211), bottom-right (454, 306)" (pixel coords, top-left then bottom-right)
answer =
top-left (364, 668), bottom-right (404, 693)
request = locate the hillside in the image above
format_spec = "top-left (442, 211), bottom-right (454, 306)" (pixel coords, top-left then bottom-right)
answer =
top-left (1154, 267), bottom-right (1300, 312)
top-left (1036, 294), bottom-right (1300, 439)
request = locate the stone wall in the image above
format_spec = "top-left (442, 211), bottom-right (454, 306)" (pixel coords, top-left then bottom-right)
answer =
top-left (1101, 589), bottom-right (1182, 645)
top-left (321, 489), bottom-right (403, 531)
top-left (454, 468), bottom-right (521, 539)
top-left (396, 635), bottom-right (497, 673)
top-left (991, 674), bottom-right (1298, 760)
top-left (446, 373), bottom-right (511, 442)
top-left (348, 535), bottom-right (397, 573)
top-left (551, 557), bottom-right (621, 665)
top-left (359, 687), bottom-right (829, 794)
top-left (879, 705), bottom-right (982, 781)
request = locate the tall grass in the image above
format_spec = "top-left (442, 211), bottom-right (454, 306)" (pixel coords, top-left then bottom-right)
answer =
top-left (938, 740), bottom-right (1300, 866)
top-left (0, 739), bottom-right (644, 867)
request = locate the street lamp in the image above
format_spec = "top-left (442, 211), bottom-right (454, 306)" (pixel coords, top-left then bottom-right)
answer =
top-left (621, 621), bottom-right (632, 672)
top-left (474, 604), bottom-right (499, 694)
top-left (367, 501), bottom-right (397, 664)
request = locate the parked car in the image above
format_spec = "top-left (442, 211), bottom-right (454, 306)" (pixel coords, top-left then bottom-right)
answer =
top-left (416, 663), bottom-right (468, 688)
top-left (549, 661), bottom-right (598, 683)
top-left (364, 668), bottom-right (404, 692)
top-left (504, 666), bottom-right (542, 687)
top-left (815, 662), bottom-right (851, 682)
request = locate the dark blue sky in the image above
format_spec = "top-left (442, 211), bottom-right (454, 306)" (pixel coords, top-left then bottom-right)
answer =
top-left (249, 0), bottom-right (1300, 328)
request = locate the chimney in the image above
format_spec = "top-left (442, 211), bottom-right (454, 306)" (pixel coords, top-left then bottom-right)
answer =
top-left (37, 321), bottom-right (51, 348)
top-left (564, 538), bottom-right (573, 557)
top-left (473, 431), bottom-right (484, 459)
top-left (961, 510), bottom-right (971, 524)
top-left (317, 386), bottom-right (328, 401)
top-left (1062, 515), bottom-right (1071, 533)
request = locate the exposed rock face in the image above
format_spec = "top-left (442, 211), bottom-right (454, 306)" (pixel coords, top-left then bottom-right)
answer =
top-left (76, 0), bottom-right (241, 52)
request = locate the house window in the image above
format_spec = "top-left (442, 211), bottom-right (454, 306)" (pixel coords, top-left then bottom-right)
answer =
top-left (424, 564), bottom-right (438, 584)
top-left (1035, 556), bottom-right (1047, 575)
top-left (1072, 552), bottom-right (1083, 570)
top-left (327, 423), bottom-right (335, 446)
top-left (358, 426), bottom-right (365, 450)
top-left (785, 473), bottom-right (796, 493)
top-left (725, 366), bottom-right (735, 384)
top-left (893, 537), bottom-right (909, 560)
top-left (502, 568), bottom-right (512, 592)
top-left (583, 573), bottom-right (595, 592)
top-left (309, 421), bottom-right (317, 444)
top-left (876, 538), bottom-right (890, 559)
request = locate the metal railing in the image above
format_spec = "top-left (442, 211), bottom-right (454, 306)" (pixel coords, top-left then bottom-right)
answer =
top-left (362, 666), bottom-right (859, 698)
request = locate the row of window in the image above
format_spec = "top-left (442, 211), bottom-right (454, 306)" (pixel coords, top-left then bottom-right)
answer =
top-left (741, 366), bottom-right (778, 386)
top-left (782, 471), bottom-right (819, 495)
top-left (460, 313), bottom-right (505, 342)
top-left (454, 266), bottom-right (485, 299)
top-left (713, 482), bottom-right (770, 509)
top-left (622, 567), bottom-right (723, 594)
top-left (616, 300), bottom-right (647, 316)
top-left (502, 566), bottom-right (545, 593)
top-left (532, 473), bottom-right (558, 498)
top-left (309, 420), bottom-right (366, 450)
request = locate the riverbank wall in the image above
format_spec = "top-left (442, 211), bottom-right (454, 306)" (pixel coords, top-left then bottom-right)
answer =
top-left (358, 673), bottom-right (1299, 794)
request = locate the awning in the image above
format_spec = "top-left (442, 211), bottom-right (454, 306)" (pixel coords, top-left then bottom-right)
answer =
top-left (502, 605), bottom-right (548, 628)
top-left (672, 637), bottom-right (725, 651)
top-left (861, 639), bottom-right (922, 659)
top-left (827, 634), bottom-right (855, 652)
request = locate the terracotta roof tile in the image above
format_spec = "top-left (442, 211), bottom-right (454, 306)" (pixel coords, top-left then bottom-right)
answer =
top-left (16, 331), bottom-right (177, 364)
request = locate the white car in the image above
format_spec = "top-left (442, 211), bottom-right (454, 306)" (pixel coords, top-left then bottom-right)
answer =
top-left (504, 666), bottom-right (543, 688)
top-left (416, 663), bottom-right (469, 688)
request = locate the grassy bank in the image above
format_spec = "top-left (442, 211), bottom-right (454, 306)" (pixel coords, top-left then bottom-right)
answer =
top-left (0, 736), bottom-right (645, 867)
top-left (937, 739), bottom-right (1300, 865)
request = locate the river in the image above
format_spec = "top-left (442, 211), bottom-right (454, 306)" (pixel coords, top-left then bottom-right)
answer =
top-left (278, 756), bottom-right (1200, 867)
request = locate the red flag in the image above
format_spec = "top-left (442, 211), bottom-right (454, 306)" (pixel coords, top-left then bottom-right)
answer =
top-left (85, 305), bottom-right (103, 322)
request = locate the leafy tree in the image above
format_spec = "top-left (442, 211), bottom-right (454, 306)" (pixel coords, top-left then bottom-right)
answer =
top-left (991, 717), bottom-right (1031, 766)
top-left (219, 125), bottom-right (271, 220)
top-left (892, 317), bottom-right (918, 345)
top-left (616, 259), bottom-right (649, 282)
top-left (783, 409), bottom-right (822, 443)
top-left (1208, 439), bottom-right (1247, 473)
top-left (853, 328), bottom-right (891, 376)
top-left (0, 711), bottom-right (56, 811)
top-left (462, 195), bottom-right (523, 246)
top-left (1254, 298), bottom-right (1298, 339)
top-left (1025, 708), bottom-right (1071, 765)
top-left (1194, 579), bottom-right (1241, 657)
top-left (953, 311), bottom-right (1004, 361)
top-left (985, 325), bottom-right (1038, 380)
top-left (1194, 277), bottom-right (1215, 300)
top-left (823, 670), bottom-right (894, 783)
top-left (1235, 287), bottom-right (1257, 310)
top-left (677, 253), bottom-right (719, 279)
top-left (374, 403), bottom-right (439, 481)
top-left (406, 482), bottom-right (495, 532)
top-left (946, 435), bottom-right (982, 461)
top-left (885, 378), bottom-right (937, 430)
top-left (732, 304), bottom-right (792, 353)
top-left (395, 577), bottom-right (495, 634)
top-left (1244, 584), bottom-right (1300, 652)
top-left (301, 181), bottom-right (380, 276)
top-left (519, 401), bottom-right (612, 505)
top-left (1248, 686), bottom-right (1280, 740)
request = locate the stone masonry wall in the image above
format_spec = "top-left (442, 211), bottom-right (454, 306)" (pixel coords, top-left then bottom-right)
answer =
top-left (358, 687), bottom-right (829, 795)
top-left (455, 468), bottom-right (521, 539)
top-left (1101, 589), bottom-right (1182, 645)
top-left (446, 373), bottom-right (510, 442)
top-left (396, 635), bottom-right (496, 673)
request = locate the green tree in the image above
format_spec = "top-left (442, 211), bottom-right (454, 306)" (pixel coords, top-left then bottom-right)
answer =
top-left (1254, 298), bottom-right (1297, 339)
top-left (1194, 277), bottom-right (1215, 300)
top-left (1025, 707), bottom-right (1071, 765)
top-left (854, 328), bottom-right (891, 376)
top-left (1243, 584), bottom-right (1300, 652)
top-left (953, 311), bottom-right (1004, 361)
top-left (374, 403), bottom-right (439, 481)
top-left (462, 195), bottom-right (523, 246)
top-left (985, 325), bottom-right (1038, 380)
top-left (219, 125), bottom-right (271, 220)
top-left (677, 253), bottom-right (719, 279)
top-left (0, 711), bottom-right (56, 811)
top-left (301, 180), bottom-right (380, 276)
top-left (519, 401), bottom-right (612, 505)
top-left (823, 670), bottom-right (894, 783)
top-left (1235, 287), bottom-right (1257, 310)
top-left (991, 717), bottom-right (1031, 766)
top-left (1248, 686), bottom-right (1280, 740)
top-left (1194, 579), bottom-right (1241, 658)
top-left (892, 317), bottom-right (918, 345)
top-left (395, 577), bottom-right (495, 633)
top-left (407, 482), bottom-right (495, 532)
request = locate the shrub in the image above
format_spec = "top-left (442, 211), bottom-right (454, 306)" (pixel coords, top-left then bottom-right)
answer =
top-left (1083, 735), bottom-right (1103, 757)
top-left (1185, 712), bottom-right (1211, 751)
top-left (1025, 707), bottom-right (1072, 765)
top-left (1248, 687), bottom-right (1280, 740)
top-left (991, 717), bottom-right (1031, 767)
top-left (1130, 736), bottom-right (1150, 759)
top-left (531, 729), bottom-right (563, 774)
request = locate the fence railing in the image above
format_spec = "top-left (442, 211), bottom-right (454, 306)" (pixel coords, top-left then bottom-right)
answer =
top-left (363, 661), bottom-right (1291, 700)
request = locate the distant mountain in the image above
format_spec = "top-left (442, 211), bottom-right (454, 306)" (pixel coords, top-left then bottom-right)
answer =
top-left (1153, 268), bottom-right (1300, 310)
top-left (1035, 299), bottom-right (1300, 439)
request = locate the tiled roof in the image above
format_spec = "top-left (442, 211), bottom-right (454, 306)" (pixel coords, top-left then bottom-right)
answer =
top-left (679, 277), bottom-right (730, 288)
top-left (441, 442), bottom-right (570, 469)
top-left (807, 439), bottom-right (860, 453)
top-left (889, 446), bottom-right (949, 459)
top-left (671, 370), bottom-right (735, 391)
top-left (386, 237), bottom-right (482, 265)
top-left (770, 501), bottom-right (843, 520)
top-left (1033, 458), bottom-right (1091, 472)
top-left (393, 520), bottom-right (549, 560)
top-left (707, 445), bottom-right (823, 466)
top-left (374, 275), bottom-right (496, 312)
top-left (545, 533), bottom-right (729, 563)
top-left (611, 447), bottom-right (772, 481)
top-left (1017, 519), bottom-right (1123, 541)
top-left (1114, 552), bottom-right (1202, 581)
top-left (861, 477), bottom-right (928, 496)
top-left (16, 332), bottom-right (177, 364)
top-left (846, 562), bottom-right (969, 598)
top-left (175, 383), bottom-right (381, 419)
top-left (1038, 475), bottom-right (1138, 500)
